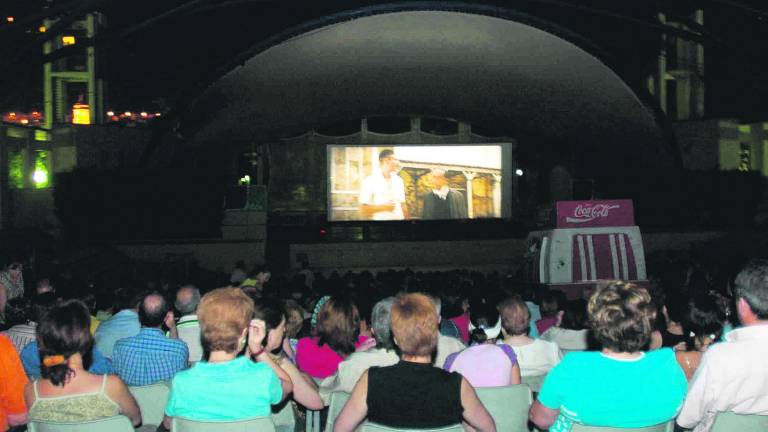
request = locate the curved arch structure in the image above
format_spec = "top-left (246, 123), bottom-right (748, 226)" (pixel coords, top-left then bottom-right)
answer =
top-left (185, 6), bottom-right (676, 175)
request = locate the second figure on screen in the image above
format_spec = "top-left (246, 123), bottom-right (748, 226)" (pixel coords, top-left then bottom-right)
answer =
top-left (422, 168), bottom-right (468, 220)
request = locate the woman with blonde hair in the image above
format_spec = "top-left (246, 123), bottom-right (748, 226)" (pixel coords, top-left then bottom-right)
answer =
top-left (163, 288), bottom-right (292, 427)
top-left (529, 282), bottom-right (687, 431)
top-left (334, 293), bottom-right (496, 432)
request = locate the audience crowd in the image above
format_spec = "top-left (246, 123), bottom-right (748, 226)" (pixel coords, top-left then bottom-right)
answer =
top-left (0, 255), bottom-right (767, 432)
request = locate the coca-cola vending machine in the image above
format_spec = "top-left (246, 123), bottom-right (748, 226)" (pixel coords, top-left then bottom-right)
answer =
top-left (525, 200), bottom-right (647, 299)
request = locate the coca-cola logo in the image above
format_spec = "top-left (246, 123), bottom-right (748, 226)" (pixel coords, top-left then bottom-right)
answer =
top-left (565, 204), bottom-right (619, 223)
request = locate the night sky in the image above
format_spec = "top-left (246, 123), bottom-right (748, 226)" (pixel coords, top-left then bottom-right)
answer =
top-left (1, 0), bottom-right (767, 119)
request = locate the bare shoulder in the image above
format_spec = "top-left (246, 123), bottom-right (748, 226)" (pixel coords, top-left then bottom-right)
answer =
top-left (105, 375), bottom-right (129, 393)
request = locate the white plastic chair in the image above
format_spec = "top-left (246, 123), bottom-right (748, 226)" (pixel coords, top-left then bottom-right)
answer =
top-left (711, 412), bottom-right (768, 432)
top-left (324, 391), bottom-right (351, 431)
top-left (521, 374), bottom-right (546, 393)
top-left (361, 423), bottom-right (464, 432)
top-left (271, 400), bottom-right (296, 432)
top-left (475, 384), bottom-right (532, 432)
top-left (28, 415), bottom-right (135, 432)
top-left (172, 416), bottom-right (276, 431)
top-left (129, 382), bottom-right (171, 427)
top-left (570, 421), bottom-right (673, 432)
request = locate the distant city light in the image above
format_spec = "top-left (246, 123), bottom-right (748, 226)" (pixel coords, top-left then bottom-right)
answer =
top-left (124, 111), bottom-right (132, 116)
top-left (154, 112), bottom-right (162, 117)
top-left (6, 16), bottom-right (14, 23)
top-left (62, 35), bottom-right (76, 46)
top-left (515, 169), bottom-right (524, 176)
top-left (140, 112), bottom-right (148, 117)
top-left (72, 103), bottom-right (91, 125)
top-left (239, 175), bottom-right (251, 185)
top-left (2, 111), bottom-right (44, 126)
top-left (38, 25), bottom-right (46, 33)
top-left (106, 110), bottom-right (114, 116)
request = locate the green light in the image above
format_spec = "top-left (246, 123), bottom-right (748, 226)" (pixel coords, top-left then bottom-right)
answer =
top-left (32, 150), bottom-right (50, 188)
top-left (8, 152), bottom-right (24, 189)
top-left (239, 174), bottom-right (251, 185)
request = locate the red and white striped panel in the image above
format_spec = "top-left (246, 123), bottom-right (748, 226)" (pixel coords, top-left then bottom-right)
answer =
top-left (572, 233), bottom-right (637, 281)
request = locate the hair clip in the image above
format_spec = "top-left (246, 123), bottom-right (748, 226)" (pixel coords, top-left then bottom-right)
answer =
top-left (311, 296), bottom-right (331, 329)
top-left (43, 355), bottom-right (66, 367)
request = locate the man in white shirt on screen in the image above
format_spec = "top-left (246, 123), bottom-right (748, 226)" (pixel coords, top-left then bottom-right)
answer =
top-left (359, 149), bottom-right (409, 220)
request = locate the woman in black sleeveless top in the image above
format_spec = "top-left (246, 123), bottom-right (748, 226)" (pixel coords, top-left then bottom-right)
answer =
top-left (333, 293), bottom-right (496, 432)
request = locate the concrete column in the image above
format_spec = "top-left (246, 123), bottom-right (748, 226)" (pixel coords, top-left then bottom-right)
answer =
top-left (492, 174), bottom-right (502, 217)
top-left (463, 171), bottom-right (476, 218)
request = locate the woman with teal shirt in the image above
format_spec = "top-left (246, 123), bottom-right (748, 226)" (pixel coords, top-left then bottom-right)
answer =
top-left (163, 288), bottom-right (293, 428)
top-left (530, 281), bottom-right (688, 432)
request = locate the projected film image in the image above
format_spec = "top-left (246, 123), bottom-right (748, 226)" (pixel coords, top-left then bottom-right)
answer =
top-left (328, 145), bottom-right (509, 221)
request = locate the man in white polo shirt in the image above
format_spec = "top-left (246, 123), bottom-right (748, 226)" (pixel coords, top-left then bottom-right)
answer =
top-left (359, 149), bottom-right (409, 220)
top-left (677, 259), bottom-right (768, 431)
top-left (174, 284), bottom-right (202, 363)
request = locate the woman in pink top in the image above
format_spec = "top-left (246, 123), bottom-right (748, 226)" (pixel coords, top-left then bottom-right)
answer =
top-left (296, 296), bottom-right (369, 379)
top-left (444, 302), bottom-right (521, 387)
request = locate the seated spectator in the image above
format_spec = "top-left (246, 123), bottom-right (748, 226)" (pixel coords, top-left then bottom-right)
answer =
top-left (296, 296), bottom-right (370, 379)
top-left (2, 298), bottom-right (36, 353)
top-left (174, 285), bottom-right (203, 363)
top-left (21, 340), bottom-right (113, 379)
top-left (540, 299), bottom-right (590, 353)
top-left (253, 298), bottom-right (323, 410)
top-left (0, 334), bottom-right (28, 431)
top-left (230, 260), bottom-right (247, 286)
top-left (428, 295), bottom-right (467, 368)
top-left (446, 290), bottom-right (471, 343)
top-left (499, 298), bottom-right (561, 378)
top-left (163, 288), bottom-right (292, 428)
top-left (94, 288), bottom-right (141, 358)
top-left (529, 281), bottom-right (687, 431)
top-left (333, 293), bottom-right (496, 432)
top-left (0, 260), bottom-right (24, 321)
top-left (678, 260), bottom-right (768, 431)
top-left (79, 293), bottom-right (102, 335)
top-left (23, 300), bottom-right (140, 426)
top-left (112, 292), bottom-right (188, 386)
top-left (281, 299), bottom-right (306, 361)
top-left (518, 284), bottom-right (541, 338)
top-left (444, 301), bottom-right (520, 387)
top-left (675, 294), bottom-right (725, 381)
top-left (35, 278), bottom-right (55, 297)
top-left (536, 292), bottom-right (561, 335)
top-left (320, 297), bottom-right (399, 399)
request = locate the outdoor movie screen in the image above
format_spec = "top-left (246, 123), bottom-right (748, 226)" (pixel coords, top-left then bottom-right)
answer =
top-left (327, 144), bottom-right (512, 222)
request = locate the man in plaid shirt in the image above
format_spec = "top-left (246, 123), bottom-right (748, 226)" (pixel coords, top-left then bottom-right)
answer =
top-left (113, 292), bottom-right (188, 386)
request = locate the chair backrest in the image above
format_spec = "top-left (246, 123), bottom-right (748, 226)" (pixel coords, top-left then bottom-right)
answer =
top-left (711, 412), bottom-right (768, 432)
top-left (28, 415), bottom-right (135, 432)
top-left (361, 423), bottom-right (464, 432)
top-left (172, 416), bottom-right (276, 432)
top-left (475, 385), bottom-right (532, 432)
top-left (129, 382), bottom-right (171, 426)
top-left (271, 400), bottom-right (296, 432)
top-left (521, 374), bottom-right (546, 392)
top-left (570, 421), bottom-right (673, 432)
top-left (325, 391), bottom-right (351, 431)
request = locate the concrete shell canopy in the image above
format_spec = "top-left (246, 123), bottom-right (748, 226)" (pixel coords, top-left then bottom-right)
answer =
top-left (186, 8), bottom-right (675, 175)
